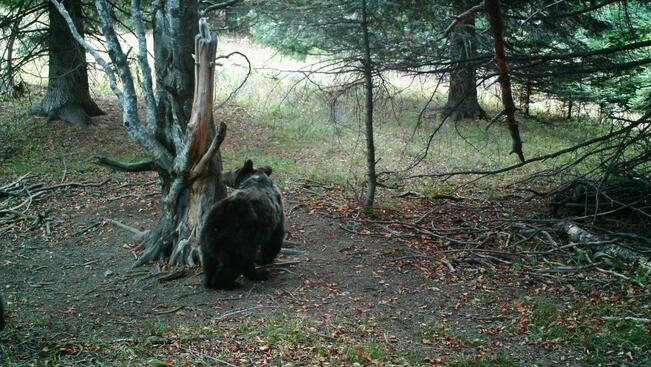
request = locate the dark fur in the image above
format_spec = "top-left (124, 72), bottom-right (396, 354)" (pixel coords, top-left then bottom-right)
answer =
top-left (200, 160), bottom-right (284, 289)
top-left (221, 160), bottom-right (272, 188)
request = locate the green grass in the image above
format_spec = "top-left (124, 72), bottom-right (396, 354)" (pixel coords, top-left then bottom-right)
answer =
top-left (1, 36), bottom-right (606, 196)
top-left (422, 326), bottom-right (487, 348)
top-left (527, 298), bottom-right (572, 340)
top-left (523, 296), bottom-right (651, 365)
top-left (211, 36), bottom-right (608, 196)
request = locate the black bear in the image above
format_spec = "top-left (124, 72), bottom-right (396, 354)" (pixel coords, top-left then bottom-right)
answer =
top-left (200, 160), bottom-right (284, 289)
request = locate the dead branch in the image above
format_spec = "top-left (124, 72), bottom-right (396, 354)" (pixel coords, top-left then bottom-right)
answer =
top-left (105, 218), bottom-right (149, 241)
top-left (95, 156), bottom-right (158, 172)
top-left (190, 121), bottom-right (227, 180)
top-left (282, 239), bottom-right (304, 248)
top-left (404, 113), bottom-right (647, 179)
top-left (602, 316), bottom-right (651, 324)
top-left (153, 306), bottom-right (185, 315)
top-left (279, 248), bottom-right (307, 256)
top-left (559, 221), bottom-right (651, 275)
top-left (442, 2), bottom-right (485, 39)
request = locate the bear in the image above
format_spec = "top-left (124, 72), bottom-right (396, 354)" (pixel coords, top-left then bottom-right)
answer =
top-left (220, 160), bottom-right (272, 189)
top-left (200, 159), bottom-right (285, 289)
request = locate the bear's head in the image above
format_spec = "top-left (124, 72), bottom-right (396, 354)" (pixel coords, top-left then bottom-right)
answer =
top-left (221, 159), bottom-right (272, 188)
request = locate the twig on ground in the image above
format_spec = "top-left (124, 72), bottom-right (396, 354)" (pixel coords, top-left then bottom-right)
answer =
top-left (153, 306), bottom-right (184, 315)
top-left (105, 218), bottom-right (148, 241)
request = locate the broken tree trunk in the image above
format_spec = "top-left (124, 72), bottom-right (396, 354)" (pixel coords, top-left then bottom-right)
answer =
top-left (135, 16), bottom-right (226, 267)
top-left (53, 0), bottom-right (227, 266)
top-left (485, 0), bottom-right (525, 162)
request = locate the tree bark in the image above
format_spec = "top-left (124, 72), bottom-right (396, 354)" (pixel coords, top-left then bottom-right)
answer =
top-left (32, 0), bottom-right (104, 125)
top-left (444, 0), bottom-right (486, 120)
top-left (1, 19), bottom-right (19, 97)
top-left (52, 0), bottom-right (228, 267)
top-left (485, 0), bottom-right (525, 162)
top-left (361, 0), bottom-right (377, 209)
top-left (134, 1), bottom-right (227, 266)
top-left (516, 82), bottom-right (532, 117)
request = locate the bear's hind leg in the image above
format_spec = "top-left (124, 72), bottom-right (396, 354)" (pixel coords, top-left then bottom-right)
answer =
top-left (202, 251), bottom-right (219, 289)
top-left (211, 261), bottom-right (242, 290)
top-left (243, 262), bottom-right (270, 282)
top-left (257, 224), bottom-right (284, 265)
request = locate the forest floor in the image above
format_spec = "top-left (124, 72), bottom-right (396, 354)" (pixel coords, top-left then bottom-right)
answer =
top-left (0, 97), bottom-right (649, 367)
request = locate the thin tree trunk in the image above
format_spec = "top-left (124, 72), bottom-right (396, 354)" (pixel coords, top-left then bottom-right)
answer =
top-left (567, 98), bottom-right (573, 120)
top-left (523, 83), bottom-right (531, 117)
top-left (444, 0), bottom-right (486, 120)
top-left (32, 0), bottom-right (104, 125)
top-left (361, 0), bottom-right (376, 209)
top-left (1, 20), bottom-right (19, 96)
top-left (485, 0), bottom-right (525, 162)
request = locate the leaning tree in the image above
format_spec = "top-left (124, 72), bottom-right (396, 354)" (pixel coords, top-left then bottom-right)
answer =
top-left (53, 0), bottom-right (230, 266)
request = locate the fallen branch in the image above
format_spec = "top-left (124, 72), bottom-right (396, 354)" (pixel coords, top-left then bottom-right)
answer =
top-left (153, 306), bottom-right (184, 315)
top-left (602, 316), bottom-right (651, 324)
top-left (95, 156), bottom-right (158, 172)
top-left (595, 267), bottom-right (645, 288)
top-left (217, 306), bottom-right (275, 321)
top-left (559, 221), bottom-right (651, 275)
top-left (105, 218), bottom-right (149, 241)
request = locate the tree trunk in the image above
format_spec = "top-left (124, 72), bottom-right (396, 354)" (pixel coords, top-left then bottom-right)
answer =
top-left (135, 1), bottom-right (227, 266)
top-left (522, 83), bottom-right (531, 117)
top-left (485, 0), bottom-right (525, 162)
top-left (567, 98), bottom-right (573, 120)
top-left (1, 19), bottom-right (19, 97)
top-left (32, 0), bottom-right (104, 125)
top-left (444, 0), bottom-right (486, 120)
top-left (361, 0), bottom-right (376, 209)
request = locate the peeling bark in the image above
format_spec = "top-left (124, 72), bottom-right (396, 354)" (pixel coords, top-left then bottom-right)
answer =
top-left (54, 0), bottom-right (230, 267)
top-left (135, 9), bottom-right (226, 267)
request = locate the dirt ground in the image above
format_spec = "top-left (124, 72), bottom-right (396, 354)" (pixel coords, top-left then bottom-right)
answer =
top-left (0, 103), bottom-right (648, 366)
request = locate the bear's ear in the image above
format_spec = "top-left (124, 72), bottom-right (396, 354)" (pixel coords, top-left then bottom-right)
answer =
top-left (243, 159), bottom-right (254, 171)
top-left (260, 166), bottom-right (273, 176)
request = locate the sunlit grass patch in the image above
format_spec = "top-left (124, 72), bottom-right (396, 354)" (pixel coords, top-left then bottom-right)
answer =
top-left (214, 36), bottom-right (609, 195)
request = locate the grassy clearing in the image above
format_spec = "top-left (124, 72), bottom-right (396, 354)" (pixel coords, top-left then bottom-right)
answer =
top-left (214, 36), bottom-right (607, 196)
top-left (2, 35), bottom-right (604, 195)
